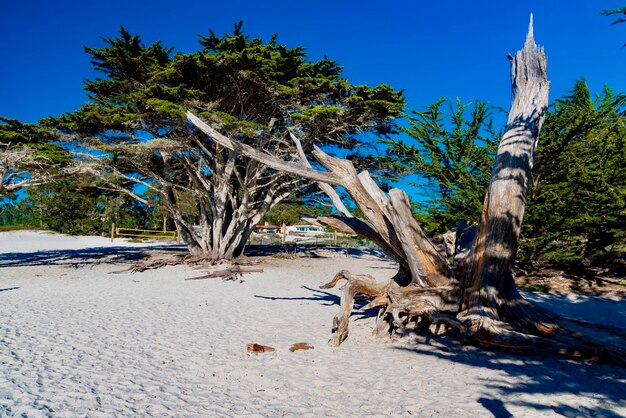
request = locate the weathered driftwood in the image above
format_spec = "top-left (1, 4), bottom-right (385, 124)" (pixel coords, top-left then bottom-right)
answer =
top-left (288, 131), bottom-right (352, 218)
top-left (187, 18), bottom-right (626, 365)
top-left (246, 343), bottom-right (276, 353)
top-left (185, 265), bottom-right (264, 281)
top-left (289, 342), bottom-right (315, 352)
top-left (111, 252), bottom-right (262, 281)
top-left (110, 253), bottom-right (188, 273)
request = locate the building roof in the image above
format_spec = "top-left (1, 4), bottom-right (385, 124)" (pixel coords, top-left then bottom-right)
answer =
top-left (255, 224), bottom-right (281, 230)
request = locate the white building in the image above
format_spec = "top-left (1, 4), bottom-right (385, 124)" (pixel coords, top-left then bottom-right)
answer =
top-left (286, 225), bottom-right (328, 235)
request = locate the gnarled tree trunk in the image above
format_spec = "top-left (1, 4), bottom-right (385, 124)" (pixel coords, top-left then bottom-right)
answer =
top-left (187, 18), bottom-right (626, 364)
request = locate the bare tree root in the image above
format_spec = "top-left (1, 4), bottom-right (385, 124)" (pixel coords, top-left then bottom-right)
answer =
top-left (321, 270), bottom-right (390, 346)
top-left (491, 294), bottom-right (626, 365)
top-left (321, 270), bottom-right (460, 346)
top-left (110, 253), bottom-right (188, 273)
top-left (455, 305), bottom-right (626, 366)
top-left (185, 264), bottom-right (263, 281)
top-left (111, 252), bottom-right (263, 281)
top-left (323, 270), bottom-right (626, 365)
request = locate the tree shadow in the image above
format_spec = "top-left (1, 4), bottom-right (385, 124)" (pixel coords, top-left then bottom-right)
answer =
top-left (350, 305), bottom-right (382, 322)
top-left (254, 285), bottom-right (340, 306)
top-left (522, 291), bottom-right (626, 329)
top-left (394, 332), bottom-right (626, 417)
top-left (254, 285), bottom-right (380, 321)
top-left (244, 244), bottom-right (391, 260)
top-left (0, 244), bottom-right (185, 268)
top-left (477, 397), bottom-right (513, 418)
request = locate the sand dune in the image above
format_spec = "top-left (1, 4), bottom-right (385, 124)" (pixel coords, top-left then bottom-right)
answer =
top-left (1, 231), bottom-right (624, 417)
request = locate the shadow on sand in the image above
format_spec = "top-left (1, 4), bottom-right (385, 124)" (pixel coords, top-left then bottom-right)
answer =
top-left (255, 285), bottom-right (341, 306)
top-left (1, 243), bottom-right (390, 269)
top-left (522, 291), bottom-right (626, 329)
top-left (269, 286), bottom-right (626, 417)
top-left (244, 244), bottom-right (391, 261)
top-left (394, 331), bottom-right (626, 418)
top-left (254, 286), bottom-right (388, 322)
top-left (0, 244), bottom-right (186, 268)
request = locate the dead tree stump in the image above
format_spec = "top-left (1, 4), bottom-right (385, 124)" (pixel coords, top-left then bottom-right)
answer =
top-left (188, 17), bottom-right (626, 365)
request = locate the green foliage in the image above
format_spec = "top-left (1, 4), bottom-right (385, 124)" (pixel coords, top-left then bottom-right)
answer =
top-left (380, 83), bottom-right (625, 273)
top-left (1, 117), bottom-right (47, 144)
top-left (0, 117), bottom-right (74, 198)
top-left (601, 6), bottom-right (626, 25)
top-left (517, 279), bottom-right (551, 293)
top-left (41, 23), bottom-right (403, 256)
top-left (0, 177), bottom-right (163, 236)
top-left (520, 80), bottom-right (626, 269)
top-left (0, 203), bottom-right (37, 227)
top-left (601, 6), bottom-right (626, 47)
top-left (47, 23), bottom-right (403, 143)
top-left (381, 98), bottom-right (499, 235)
top-left (0, 117), bottom-right (72, 166)
top-left (143, 188), bottom-right (198, 227)
top-left (23, 179), bottom-right (109, 235)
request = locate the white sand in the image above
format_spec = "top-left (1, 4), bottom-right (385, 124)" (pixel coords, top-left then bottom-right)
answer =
top-left (0, 230), bottom-right (176, 253)
top-left (0, 231), bottom-right (625, 417)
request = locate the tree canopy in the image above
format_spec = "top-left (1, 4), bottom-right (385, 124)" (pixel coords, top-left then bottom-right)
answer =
top-left (44, 23), bottom-right (404, 259)
top-left (0, 117), bottom-right (75, 198)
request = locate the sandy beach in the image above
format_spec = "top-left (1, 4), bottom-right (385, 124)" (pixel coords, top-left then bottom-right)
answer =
top-left (0, 230), bottom-right (624, 417)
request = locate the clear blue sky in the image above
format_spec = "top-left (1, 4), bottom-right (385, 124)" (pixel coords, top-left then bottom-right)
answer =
top-left (1, 0), bottom-right (625, 123)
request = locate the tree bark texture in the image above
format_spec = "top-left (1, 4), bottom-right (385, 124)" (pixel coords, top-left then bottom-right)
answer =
top-left (104, 119), bottom-right (302, 263)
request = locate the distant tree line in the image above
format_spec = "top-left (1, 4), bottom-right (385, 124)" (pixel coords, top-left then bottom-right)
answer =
top-left (0, 177), bottom-right (170, 234)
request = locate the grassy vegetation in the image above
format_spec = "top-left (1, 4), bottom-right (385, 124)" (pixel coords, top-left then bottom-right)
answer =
top-left (517, 279), bottom-right (552, 293)
top-left (0, 225), bottom-right (48, 232)
top-left (270, 252), bottom-right (299, 259)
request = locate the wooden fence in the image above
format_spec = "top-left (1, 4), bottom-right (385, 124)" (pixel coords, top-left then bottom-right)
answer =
top-left (110, 223), bottom-right (178, 242)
